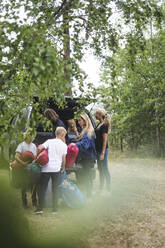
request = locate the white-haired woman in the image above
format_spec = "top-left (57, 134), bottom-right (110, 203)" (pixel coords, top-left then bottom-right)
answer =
top-left (95, 109), bottom-right (111, 192)
top-left (73, 113), bottom-right (96, 198)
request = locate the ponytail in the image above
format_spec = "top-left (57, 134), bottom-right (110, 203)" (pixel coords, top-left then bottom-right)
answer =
top-left (104, 113), bottom-right (111, 132)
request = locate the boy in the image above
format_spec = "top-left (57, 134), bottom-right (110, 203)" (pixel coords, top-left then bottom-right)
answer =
top-left (35, 127), bottom-right (67, 214)
top-left (14, 128), bottom-right (37, 208)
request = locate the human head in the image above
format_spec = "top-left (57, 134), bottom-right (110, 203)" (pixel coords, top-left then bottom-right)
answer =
top-left (77, 113), bottom-right (94, 140)
top-left (95, 109), bottom-right (111, 131)
top-left (67, 119), bottom-right (76, 129)
top-left (95, 109), bottom-right (107, 121)
top-left (77, 116), bottom-right (85, 128)
top-left (55, 127), bottom-right (67, 139)
top-left (67, 119), bottom-right (78, 135)
top-left (24, 128), bottom-right (36, 143)
top-left (44, 108), bottom-right (59, 123)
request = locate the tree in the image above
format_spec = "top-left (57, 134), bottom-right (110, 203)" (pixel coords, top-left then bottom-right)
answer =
top-left (0, 0), bottom-right (163, 148)
top-left (99, 6), bottom-right (165, 155)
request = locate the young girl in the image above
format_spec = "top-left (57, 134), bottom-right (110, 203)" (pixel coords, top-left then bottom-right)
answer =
top-left (13, 128), bottom-right (37, 208)
top-left (95, 109), bottom-right (111, 192)
top-left (67, 119), bottom-right (79, 144)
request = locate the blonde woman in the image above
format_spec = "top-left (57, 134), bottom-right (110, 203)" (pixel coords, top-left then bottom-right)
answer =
top-left (95, 109), bottom-right (111, 192)
top-left (72, 113), bottom-right (96, 197)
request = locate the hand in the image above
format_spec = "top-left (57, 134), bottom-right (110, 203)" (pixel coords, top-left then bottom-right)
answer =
top-left (70, 143), bottom-right (76, 146)
top-left (61, 167), bottom-right (65, 173)
top-left (99, 153), bottom-right (104, 161)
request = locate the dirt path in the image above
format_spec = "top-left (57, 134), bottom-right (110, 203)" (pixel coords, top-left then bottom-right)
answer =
top-left (25, 158), bottom-right (165, 248)
top-left (88, 158), bottom-right (165, 248)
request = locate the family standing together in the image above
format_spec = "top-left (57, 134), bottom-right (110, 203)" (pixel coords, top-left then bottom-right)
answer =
top-left (11, 108), bottom-right (111, 214)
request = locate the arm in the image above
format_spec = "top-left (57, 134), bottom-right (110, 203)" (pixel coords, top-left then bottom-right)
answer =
top-left (36, 144), bottom-right (45, 156)
top-left (100, 133), bottom-right (108, 161)
top-left (61, 154), bottom-right (66, 173)
top-left (76, 134), bottom-right (91, 151)
top-left (15, 152), bottom-right (29, 167)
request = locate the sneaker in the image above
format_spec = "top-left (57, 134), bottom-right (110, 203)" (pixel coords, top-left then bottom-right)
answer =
top-left (34, 208), bottom-right (43, 214)
top-left (32, 205), bottom-right (37, 209)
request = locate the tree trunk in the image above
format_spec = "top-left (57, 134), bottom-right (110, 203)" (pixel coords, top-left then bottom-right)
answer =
top-left (155, 102), bottom-right (161, 156)
top-left (156, 124), bottom-right (161, 156)
top-left (63, 9), bottom-right (72, 96)
top-left (120, 137), bottom-right (123, 152)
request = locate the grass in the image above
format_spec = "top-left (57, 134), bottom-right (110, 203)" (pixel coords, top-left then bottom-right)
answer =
top-left (1, 155), bottom-right (165, 247)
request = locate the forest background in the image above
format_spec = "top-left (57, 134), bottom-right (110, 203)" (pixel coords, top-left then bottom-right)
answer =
top-left (0, 0), bottom-right (165, 163)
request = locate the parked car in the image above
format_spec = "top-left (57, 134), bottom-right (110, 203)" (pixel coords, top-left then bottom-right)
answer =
top-left (8, 97), bottom-right (96, 174)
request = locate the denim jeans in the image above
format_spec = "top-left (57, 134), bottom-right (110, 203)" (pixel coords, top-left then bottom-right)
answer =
top-left (97, 148), bottom-right (111, 191)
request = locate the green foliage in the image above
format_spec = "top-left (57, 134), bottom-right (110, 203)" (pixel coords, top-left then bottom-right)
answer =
top-left (100, 6), bottom-right (165, 156)
top-left (0, 0), bottom-right (163, 159)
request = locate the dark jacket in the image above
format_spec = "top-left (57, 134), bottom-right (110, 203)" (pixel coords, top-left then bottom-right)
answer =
top-left (53, 119), bottom-right (66, 134)
top-left (76, 132), bottom-right (96, 160)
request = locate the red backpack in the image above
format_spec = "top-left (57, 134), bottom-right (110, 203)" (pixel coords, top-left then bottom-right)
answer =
top-left (66, 144), bottom-right (79, 169)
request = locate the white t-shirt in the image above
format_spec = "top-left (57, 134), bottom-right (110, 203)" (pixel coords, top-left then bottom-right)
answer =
top-left (42, 138), bottom-right (67, 173)
top-left (16, 141), bottom-right (37, 157)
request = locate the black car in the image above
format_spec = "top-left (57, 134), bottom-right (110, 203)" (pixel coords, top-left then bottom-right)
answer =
top-left (8, 97), bottom-right (96, 173)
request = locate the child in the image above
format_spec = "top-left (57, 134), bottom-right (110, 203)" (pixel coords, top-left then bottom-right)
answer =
top-left (67, 119), bottom-right (79, 144)
top-left (35, 127), bottom-right (67, 214)
top-left (13, 128), bottom-right (37, 208)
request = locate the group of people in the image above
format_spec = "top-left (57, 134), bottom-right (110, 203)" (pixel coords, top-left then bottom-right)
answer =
top-left (12, 108), bottom-right (111, 214)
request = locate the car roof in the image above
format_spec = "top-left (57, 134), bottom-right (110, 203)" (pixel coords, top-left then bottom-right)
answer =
top-left (33, 96), bottom-right (93, 121)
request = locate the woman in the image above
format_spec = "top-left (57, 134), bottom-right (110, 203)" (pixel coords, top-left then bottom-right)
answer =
top-left (44, 108), bottom-right (66, 136)
top-left (73, 113), bottom-right (96, 198)
top-left (95, 109), bottom-right (111, 192)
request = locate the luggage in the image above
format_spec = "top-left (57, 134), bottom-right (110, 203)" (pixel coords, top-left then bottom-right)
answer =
top-left (35, 147), bottom-right (49, 166)
top-left (66, 144), bottom-right (79, 169)
top-left (11, 151), bottom-right (35, 168)
top-left (58, 174), bottom-right (87, 208)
